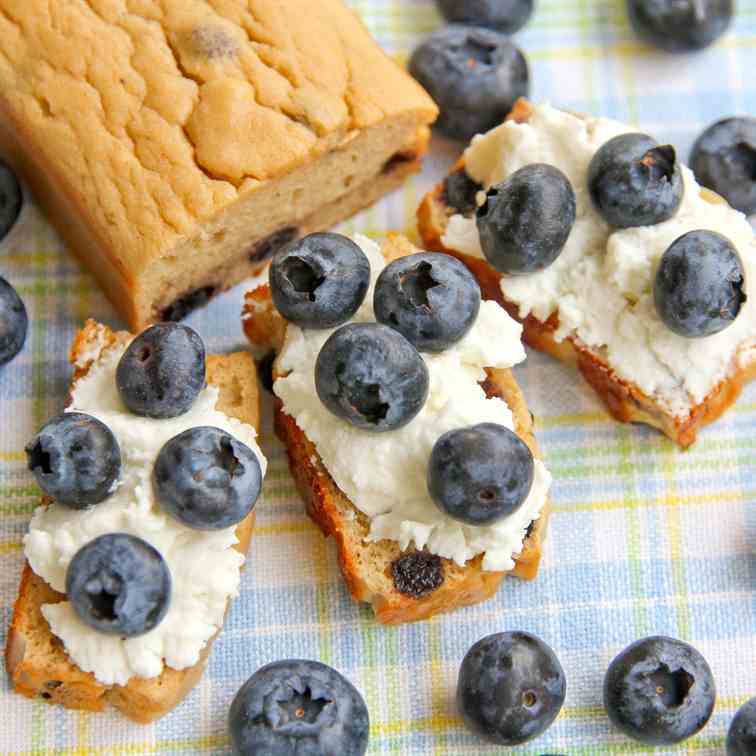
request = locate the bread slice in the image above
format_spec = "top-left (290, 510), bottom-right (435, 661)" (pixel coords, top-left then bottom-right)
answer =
top-left (418, 98), bottom-right (756, 448)
top-left (5, 320), bottom-right (261, 723)
top-left (243, 235), bottom-right (549, 625)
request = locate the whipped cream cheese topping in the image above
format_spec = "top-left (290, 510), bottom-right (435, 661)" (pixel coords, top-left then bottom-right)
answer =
top-left (24, 340), bottom-right (267, 687)
top-left (442, 103), bottom-right (756, 418)
top-left (274, 235), bottom-right (551, 572)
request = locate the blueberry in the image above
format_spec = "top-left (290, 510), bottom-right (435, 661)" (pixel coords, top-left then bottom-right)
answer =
top-left (443, 169), bottom-right (483, 216)
top-left (0, 160), bottom-right (22, 242)
top-left (373, 252), bottom-right (481, 352)
top-left (435, 0), bottom-right (535, 35)
top-left (409, 25), bottom-right (529, 142)
top-left (66, 533), bottom-right (171, 637)
top-left (0, 275), bottom-right (28, 366)
top-left (428, 423), bottom-right (534, 526)
top-left (691, 117), bottom-right (756, 216)
top-left (727, 697), bottom-right (756, 755)
top-left (654, 230), bottom-right (745, 338)
top-left (26, 412), bottom-right (121, 509)
top-left (588, 133), bottom-right (684, 228)
top-left (476, 164), bottom-right (576, 275)
top-left (627, 0), bottom-right (733, 53)
top-left (154, 426), bottom-right (262, 530)
top-left (269, 233), bottom-right (370, 329)
top-left (229, 659), bottom-right (369, 756)
top-left (604, 636), bottom-right (716, 745)
top-left (116, 323), bottom-right (206, 419)
top-left (315, 323), bottom-right (429, 432)
top-left (457, 631), bottom-right (566, 745)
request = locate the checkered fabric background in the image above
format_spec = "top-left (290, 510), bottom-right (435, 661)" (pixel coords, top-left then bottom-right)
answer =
top-left (1, 1), bottom-right (755, 753)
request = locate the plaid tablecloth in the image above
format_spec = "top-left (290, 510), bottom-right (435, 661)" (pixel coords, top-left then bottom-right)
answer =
top-left (1, 1), bottom-right (755, 753)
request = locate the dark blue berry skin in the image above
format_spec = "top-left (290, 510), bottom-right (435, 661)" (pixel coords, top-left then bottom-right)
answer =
top-left (588, 133), bottom-right (684, 228)
top-left (436, 0), bottom-right (535, 35)
top-left (26, 412), bottom-right (121, 509)
top-left (0, 160), bottom-right (22, 242)
top-left (374, 252), bottom-right (481, 352)
top-left (229, 659), bottom-right (369, 756)
top-left (409, 25), bottom-right (529, 142)
top-left (154, 426), bottom-right (262, 530)
top-left (654, 230), bottom-right (745, 338)
top-left (727, 697), bottom-right (756, 755)
top-left (476, 164), bottom-right (576, 274)
top-left (691, 117), bottom-right (756, 216)
top-left (428, 423), bottom-right (534, 526)
top-left (315, 323), bottom-right (429, 432)
top-left (457, 631), bottom-right (566, 746)
top-left (628, 0), bottom-right (733, 53)
top-left (0, 275), bottom-right (28, 366)
top-left (66, 533), bottom-right (171, 637)
top-left (604, 636), bottom-right (716, 745)
top-left (269, 233), bottom-right (370, 329)
top-left (116, 323), bottom-right (206, 419)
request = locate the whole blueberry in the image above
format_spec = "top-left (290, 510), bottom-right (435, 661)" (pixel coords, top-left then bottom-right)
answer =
top-left (374, 252), bottom-right (481, 352)
top-left (604, 636), bottom-right (716, 745)
top-left (691, 117), bottom-right (756, 216)
top-left (435, 0), bottom-right (535, 35)
top-left (627, 0), bottom-right (733, 53)
top-left (0, 275), bottom-right (28, 366)
top-left (428, 423), bottom-right (534, 525)
top-left (654, 230), bottom-right (745, 338)
top-left (588, 133), bottom-right (684, 228)
top-left (0, 160), bottom-right (22, 242)
top-left (443, 169), bottom-right (483, 216)
top-left (315, 323), bottom-right (429, 432)
top-left (154, 426), bottom-right (262, 530)
top-left (409, 25), bottom-right (529, 142)
top-left (229, 659), bottom-right (369, 756)
top-left (269, 233), bottom-right (370, 329)
top-left (66, 533), bottom-right (171, 637)
top-left (116, 323), bottom-right (206, 419)
top-left (476, 164), bottom-right (576, 274)
top-left (26, 412), bottom-right (121, 509)
top-left (727, 697), bottom-right (756, 755)
top-left (457, 631), bottom-right (566, 745)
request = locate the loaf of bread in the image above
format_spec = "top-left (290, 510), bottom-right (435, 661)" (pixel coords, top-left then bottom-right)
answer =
top-left (0, 0), bottom-right (436, 330)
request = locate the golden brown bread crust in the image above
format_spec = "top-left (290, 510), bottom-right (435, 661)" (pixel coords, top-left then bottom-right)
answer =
top-left (5, 320), bottom-right (261, 722)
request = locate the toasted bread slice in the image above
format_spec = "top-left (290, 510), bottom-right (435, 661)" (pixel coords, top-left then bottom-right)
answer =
top-left (417, 98), bottom-right (756, 448)
top-left (5, 320), bottom-right (261, 723)
top-left (243, 235), bottom-right (549, 625)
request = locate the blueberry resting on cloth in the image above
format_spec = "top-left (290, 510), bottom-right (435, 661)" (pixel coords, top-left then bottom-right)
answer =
top-left (654, 230), bottom-right (745, 338)
top-left (0, 160), bottom-right (22, 242)
top-left (727, 697), bottom-right (756, 755)
top-left (604, 636), bottom-right (716, 745)
top-left (315, 323), bottom-right (429, 432)
top-left (0, 274), bottom-right (28, 366)
top-left (66, 533), bottom-right (171, 637)
top-left (26, 412), bottom-right (121, 509)
top-left (435, 0), bottom-right (534, 35)
top-left (229, 659), bottom-right (369, 756)
top-left (457, 631), bottom-right (566, 745)
top-left (476, 164), bottom-right (576, 274)
top-left (409, 25), bottom-right (529, 142)
top-left (374, 252), bottom-right (481, 352)
top-left (154, 426), bottom-right (262, 530)
top-left (116, 323), bottom-right (206, 419)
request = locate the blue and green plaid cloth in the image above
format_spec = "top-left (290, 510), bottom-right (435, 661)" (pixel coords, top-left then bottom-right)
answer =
top-left (1, 1), bottom-right (755, 753)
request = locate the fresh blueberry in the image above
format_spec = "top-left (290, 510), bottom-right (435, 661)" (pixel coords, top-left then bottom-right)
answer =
top-left (229, 659), bottom-right (369, 756)
top-left (588, 133), bottom-right (684, 228)
top-left (66, 533), bottom-right (171, 637)
top-left (727, 697), bottom-right (756, 755)
top-left (374, 252), bottom-right (481, 352)
top-left (691, 117), bottom-right (756, 216)
top-left (269, 233), bottom-right (370, 329)
top-left (435, 0), bottom-right (535, 35)
top-left (654, 230), bottom-right (745, 338)
top-left (0, 160), bottom-right (22, 242)
top-left (409, 25), bottom-right (529, 142)
top-left (315, 323), bottom-right (429, 432)
top-left (604, 636), bottom-right (716, 745)
top-left (26, 412), bottom-right (121, 509)
top-left (476, 164), bottom-right (576, 274)
top-left (0, 275), bottom-right (28, 366)
top-left (443, 169), bottom-right (483, 216)
top-left (116, 323), bottom-right (206, 419)
top-left (154, 426), bottom-right (262, 530)
top-left (428, 423), bottom-right (534, 526)
top-left (457, 631), bottom-right (566, 745)
top-left (627, 0), bottom-right (733, 53)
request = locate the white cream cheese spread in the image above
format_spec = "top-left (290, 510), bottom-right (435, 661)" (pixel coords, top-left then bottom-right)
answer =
top-left (442, 103), bottom-right (756, 418)
top-left (274, 235), bottom-right (551, 572)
